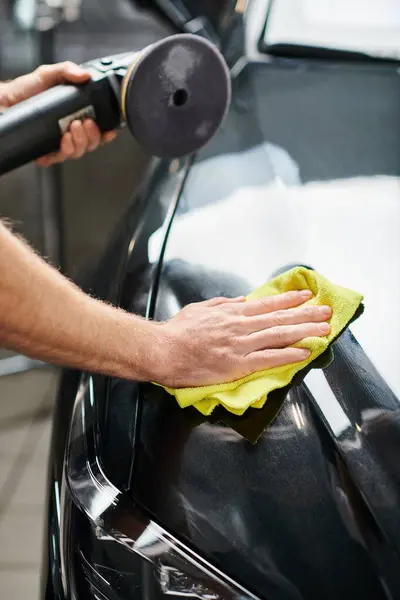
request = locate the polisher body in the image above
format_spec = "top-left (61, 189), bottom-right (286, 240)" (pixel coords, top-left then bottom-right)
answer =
top-left (0, 34), bottom-right (231, 175)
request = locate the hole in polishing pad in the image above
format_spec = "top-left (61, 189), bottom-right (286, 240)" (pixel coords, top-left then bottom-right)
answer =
top-left (172, 88), bottom-right (189, 107)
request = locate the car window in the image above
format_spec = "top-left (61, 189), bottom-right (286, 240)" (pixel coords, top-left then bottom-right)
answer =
top-left (262, 0), bottom-right (400, 59)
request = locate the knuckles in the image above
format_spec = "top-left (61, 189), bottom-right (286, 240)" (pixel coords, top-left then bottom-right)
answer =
top-left (268, 326), bottom-right (286, 344)
top-left (270, 310), bottom-right (287, 327)
top-left (62, 61), bottom-right (76, 71)
top-left (35, 64), bottom-right (50, 76)
top-left (304, 306), bottom-right (319, 319)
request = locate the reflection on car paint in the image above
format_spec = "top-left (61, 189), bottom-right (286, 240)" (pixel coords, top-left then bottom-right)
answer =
top-left (149, 174), bottom-right (400, 399)
top-left (65, 374), bottom-right (263, 599)
top-left (136, 59), bottom-right (400, 596)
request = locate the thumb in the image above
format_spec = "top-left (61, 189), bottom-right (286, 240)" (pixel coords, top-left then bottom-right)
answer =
top-left (2, 62), bottom-right (91, 108)
top-left (37, 61), bottom-right (91, 88)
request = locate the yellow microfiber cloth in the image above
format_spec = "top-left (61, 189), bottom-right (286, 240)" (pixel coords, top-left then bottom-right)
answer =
top-left (162, 267), bottom-right (364, 417)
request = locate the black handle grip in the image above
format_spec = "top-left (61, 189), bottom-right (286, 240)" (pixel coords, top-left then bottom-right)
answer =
top-left (0, 75), bottom-right (121, 175)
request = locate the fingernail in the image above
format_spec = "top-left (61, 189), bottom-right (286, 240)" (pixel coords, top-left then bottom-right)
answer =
top-left (104, 131), bottom-right (117, 143)
top-left (300, 348), bottom-right (311, 358)
top-left (68, 64), bottom-right (90, 77)
top-left (319, 323), bottom-right (331, 334)
top-left (318, 305), bottom-right (332, 316)
top-left (300, 290), bottom-right (312, 298)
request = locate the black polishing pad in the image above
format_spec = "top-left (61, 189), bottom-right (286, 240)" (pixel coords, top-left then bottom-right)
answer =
top-left (123, 34), bottom-right (231, 158)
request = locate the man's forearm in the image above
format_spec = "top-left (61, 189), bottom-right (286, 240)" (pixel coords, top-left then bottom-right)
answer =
top-left (0, 220), bottom-right (332, 390)
top-left (0, 223), bottom-right (161, 380)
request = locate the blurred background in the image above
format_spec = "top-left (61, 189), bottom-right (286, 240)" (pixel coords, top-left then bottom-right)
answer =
top-left (0, 1), bottom-right (172, 597)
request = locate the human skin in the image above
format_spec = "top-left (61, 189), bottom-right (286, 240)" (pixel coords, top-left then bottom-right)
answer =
top-left (0, 222), bottom-right (331, 387)
top-left (0, 61), bottom-right (117, 165)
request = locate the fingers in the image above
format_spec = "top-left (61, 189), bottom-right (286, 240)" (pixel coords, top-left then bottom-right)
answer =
top-left (74, 122), bottom-right (116, 153)
top-left (65, 121), bottom-right (116, 156)
top-left (36, 128), bottom-right (83, 166)
top-left (247, 304), bottom-right (332, 332)
top-left (245, 347), bottom-right (312, 373)
top-left (60, 131), bottom-right (75, 157)
top-left (244, 321), bottom-right (331, 353)
top-left (36, 153), bottom-right (59, 167)
top-left (242, 290), bottom-right (313, 317)
top-left (69, 120), bottom-right (88, 158)
top-left (36, 120), bottom-right (117, 167)
top-left (36, 130), bottom-right (79, 166)
top-left (83, 119), bottom-right (102, 151)
top-left (202, 296), bottom-right (246, 307)
top-left (102, 130), bottom-right (117, 144)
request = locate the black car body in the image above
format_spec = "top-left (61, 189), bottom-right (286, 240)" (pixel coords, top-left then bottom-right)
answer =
top-left (43, 2), bottom-right (400, 599)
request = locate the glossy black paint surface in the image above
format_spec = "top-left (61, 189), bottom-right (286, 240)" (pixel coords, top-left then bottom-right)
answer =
top-left (131, 59), bottom-right (400, 599)
top-left (43, 12), bottom-right (400, 600)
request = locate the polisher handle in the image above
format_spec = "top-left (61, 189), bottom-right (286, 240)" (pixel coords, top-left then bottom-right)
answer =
top-left (0, 76), bottom-right (120, 176)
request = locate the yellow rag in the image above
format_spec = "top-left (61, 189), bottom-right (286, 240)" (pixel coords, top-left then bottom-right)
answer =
top-left (163, 267), bottom-right (363, 417)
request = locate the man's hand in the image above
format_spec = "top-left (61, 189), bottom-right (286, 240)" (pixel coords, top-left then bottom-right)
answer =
top-left (0, 222), bottom-right (332, 388)
top-left (156, 291), bottom-right (332, 388)
top-left (0, 61), bottom-right (116, 166)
